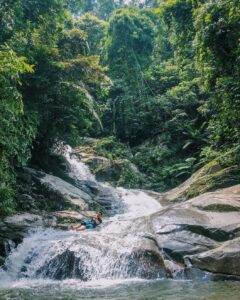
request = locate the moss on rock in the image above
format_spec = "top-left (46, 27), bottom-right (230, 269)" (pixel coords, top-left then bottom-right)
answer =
top-left (162, 147), bottom-right (240, 203)
top-left (73, 138), bottom-right (145, 188)
top-left (180, 164), bottom-right (240, 201)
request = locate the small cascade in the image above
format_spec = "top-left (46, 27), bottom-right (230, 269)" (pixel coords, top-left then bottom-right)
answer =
top-left (63, 145), bottom-right (95, 182)
top-left (55, 144), bottom-right (125, 216)
top-left (0, 146), bottom-right (165, 285)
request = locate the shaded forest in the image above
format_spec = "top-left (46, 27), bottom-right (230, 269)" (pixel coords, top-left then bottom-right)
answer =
top-left (0, 0), bottom-right (240, 215)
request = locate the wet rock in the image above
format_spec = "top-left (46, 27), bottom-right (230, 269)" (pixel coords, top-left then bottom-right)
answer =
top-left (110, 217), bottom-right (169, 279)
top-left (51, 210), bottom-right (97, 229)
top-left (34, 152), bottom-right (73, 183)
top-left (151, 185), bottom-right (240, 277)
top-left (179, 267), bottom-right (213, 280)
top-left (32, 222), bottom-right (168, 281)
top-left (83, 157), bottom-right (142, 186)
top-left (4, 213), bottom-right (44, 227)
top-left (185, 238), bottom-right (240, 276)
top-left (70, 180), bottom-right (124, 216)
top-left (155, 229), bottom-right (219, 264)
top-left (91, 158), bottom-right (122, 182)
top-left (35, 249), bottom-right (90, 280)
top-left (40, 173), bottom-right (90, 210)
top-left (0, 238), bottom-right (16, 267)
top-left (52, 210), bottom-right (96, 222)
top-left (0, 219), bottom-right (27, 265)
top-left (122, 248), bottom-right (167, 279)
top-left (160, 159), bottom-right (240, 204)
top-left (17, 151), bottom-right (124, 216)
top-left (0, 212), bottom-right (60, 266)
top-left (162, 260), bottom-right (213, 281)
top-left (17, 167), bottom-right (91, 211)
top-left (73, 143), bottom-right (143, 188)
top-left (163, 259), bottom-right (184, 278)
top-left (39, 245), bottom-right (167, 280)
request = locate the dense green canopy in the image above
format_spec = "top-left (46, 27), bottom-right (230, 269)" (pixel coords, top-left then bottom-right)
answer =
top-left (0, 0), bottom-right (240, 214)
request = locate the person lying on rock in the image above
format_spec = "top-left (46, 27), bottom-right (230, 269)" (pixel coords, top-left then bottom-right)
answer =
top-left (70, 214), bottom-right (102, 231)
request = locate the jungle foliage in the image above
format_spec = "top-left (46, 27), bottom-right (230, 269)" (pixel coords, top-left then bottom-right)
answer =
top-left (0, 0), bottom-right (240, 214)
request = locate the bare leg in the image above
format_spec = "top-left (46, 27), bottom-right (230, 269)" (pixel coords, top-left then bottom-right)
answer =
top-left (70, 223), bottom-right (82, 230)
top-left (76, 225), bottom-right (87, 231)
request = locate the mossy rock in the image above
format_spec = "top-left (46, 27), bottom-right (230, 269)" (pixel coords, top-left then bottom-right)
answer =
top-left (0, 222), bottom-right (26, 264)
top-left (93, 159), bottom-right (144, 188)
top-left (164, 156), bottom-right (240, 204)
top-left (180, 164), bottom-right (240, 201)
top-left (95, 136), bottom-right (132, 160)
top-left (198, 204), bottom-right (240, 212)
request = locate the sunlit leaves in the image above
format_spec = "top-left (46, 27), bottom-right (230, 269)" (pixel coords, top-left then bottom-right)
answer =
top-left (0, 47), bottom-right (35, 215)
top-left (194, 0), bottom-right (240, 145)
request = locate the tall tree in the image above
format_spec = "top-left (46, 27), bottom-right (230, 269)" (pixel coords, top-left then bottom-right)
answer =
top-left (76, 13), bottom-right (108, 55)
top-left (103, 7), bottom-right (156, 141)
top-left (106, 7), bottom-right (155, 88)
top-left (194, 0), bottom-right (240, 146)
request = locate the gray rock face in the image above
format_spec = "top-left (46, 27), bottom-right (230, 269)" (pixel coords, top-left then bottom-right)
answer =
top-left (33, 241), bottom-right (167, 280)
top-left (8, 143), bottom-right (240, 280)
top-left (71, 180), bottom-right (125, 216)
top-left (72, 145), bottom-right (143, 187)
top-left (35, 249), bottom-right (91, 280)
top-left (82, 156), bottom-right (120, 180)
top-left (19, 220), bottom-right (167, 281)
top-left (0, 212), bottom-right (59, 266)
top-left (159, 159), bottom-right (240, 203)
top-left (20, 149), bottom-right (125, 216)
top-left (17, 167), bottom-right (123, 215)
top-left (40, 173), bottom-right (90, 210)
top-left (1, 213), bottom-right (168, 281)
top-left (185, 238), bottom-right (240, 276)
top-left (4, 213), bottom-right (44, 227)
top-left (151, 185), bottom-right (240, 277)
top-left (18, 167), bottom-right (90, 211)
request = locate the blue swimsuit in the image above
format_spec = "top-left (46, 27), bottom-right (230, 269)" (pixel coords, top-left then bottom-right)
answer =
top-left (81, 220), bottom-right (96, 229)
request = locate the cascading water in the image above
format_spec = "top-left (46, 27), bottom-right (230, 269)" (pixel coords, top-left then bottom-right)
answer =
top-left (63, 145), bottom-right (96, 182)
top-left (1, 148), bottom-right (240, 300)
top-left (0, 146), bottom-right (164, 289)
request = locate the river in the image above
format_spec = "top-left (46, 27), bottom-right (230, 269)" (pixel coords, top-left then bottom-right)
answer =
top-left (0, 277), bottom-right (240, 299)
top-left (0, 146), bottom-right (240, 299)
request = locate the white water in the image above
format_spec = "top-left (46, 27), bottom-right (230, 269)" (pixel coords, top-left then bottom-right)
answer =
top-left (62, 145), bottom-right (96, 182)
top-left (0, 147), bottom-right (162, 289)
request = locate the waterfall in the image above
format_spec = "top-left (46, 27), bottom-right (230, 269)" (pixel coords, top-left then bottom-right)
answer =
top-left (0, 146), bottom-right (164, 287)
top-left (64, 145), bottom-right (96, 182)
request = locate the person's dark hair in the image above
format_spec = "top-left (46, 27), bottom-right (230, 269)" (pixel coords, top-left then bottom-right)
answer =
top-left (92, 215), bottom-right (102, 225)
top-left (95, 213), bottom-right (102, 224)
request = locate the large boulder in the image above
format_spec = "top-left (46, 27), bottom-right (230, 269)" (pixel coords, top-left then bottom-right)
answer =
top-left (0, 213), bottom-right (51, 266)
top-left (78, 155), bottom-right (144, 188)
top-left (160, 157), bottom-right (240, 204)
top-left (151, 185), bottom-right (240, 277)
top-left (17, 149), bottom-right (126, 216)
top-left (73, 142), bottom-right (144, 188)
top-left (0, 222), bottom-right (25, 266)
top-left (4, 213), bottom-right (45, 227)
top-left (81, 155), bottom-right (123, 182)
top-left (185, 238), bottom-right (240, 276)
top-left (17, 167), bottom-right (92, 212)
top-left (34, 237), bottom-right (167, 280)
top-left (39, 173), bottom-right (90, 210)
top-left (18, 216), bottom-right (168, 281)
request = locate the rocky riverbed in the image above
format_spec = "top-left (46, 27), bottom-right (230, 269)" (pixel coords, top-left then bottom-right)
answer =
top-left (1, 144), bottom-right (240, 280)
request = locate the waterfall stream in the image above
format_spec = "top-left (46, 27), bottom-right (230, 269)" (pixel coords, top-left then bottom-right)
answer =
top-left (64, 145), bottom-right (96, 182)
top-left (0, 147), bottom-right (163, 289)
top-left (1, 147), bottom-right (240, 299)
